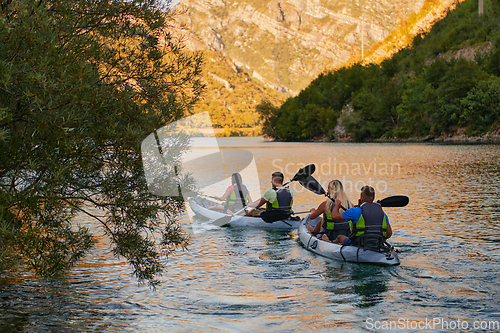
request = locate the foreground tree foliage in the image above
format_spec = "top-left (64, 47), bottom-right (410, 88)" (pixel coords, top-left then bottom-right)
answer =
top-left (0, 0), bottom-right (204, 286)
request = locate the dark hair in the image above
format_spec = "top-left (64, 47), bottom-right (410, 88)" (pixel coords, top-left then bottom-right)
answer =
top-left (231, 173), bottom-right (242, 185)
top-left (360, 185), bottom-right (375, 200)
top-left (271, 171), bottom-right (284, 184)
top-left (231, 173), bottom-right (245, 207)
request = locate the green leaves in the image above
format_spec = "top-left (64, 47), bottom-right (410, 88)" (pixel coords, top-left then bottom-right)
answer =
top-left (460, 76), bottom-right (500, 133)
top-left (1, 0), bottom-right (203, 286)
top-left (259, 0), bottom-right (500, 141)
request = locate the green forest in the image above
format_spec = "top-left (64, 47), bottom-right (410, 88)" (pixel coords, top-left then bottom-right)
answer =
top-left (258, 0), bottom-right (500, 141)
top-left (190, 51), bottom-right (284, 136)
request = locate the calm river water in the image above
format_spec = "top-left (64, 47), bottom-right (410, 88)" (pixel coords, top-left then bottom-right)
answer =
top-left (1, 138), bottom-right (500, 332)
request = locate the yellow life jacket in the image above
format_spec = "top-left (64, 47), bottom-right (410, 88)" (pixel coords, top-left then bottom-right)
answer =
top-left (323, 203), bottom-right (350, 231)
top-left (266, 187), bottom-right (293, 212)
top-left (349, 202), bottom-right (387, 238)
top-left (224, 185), bottom-right (249, 210)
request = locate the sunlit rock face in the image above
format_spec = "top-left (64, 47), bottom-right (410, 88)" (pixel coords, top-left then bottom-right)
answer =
top-left (178, 0), bottom-right (453, 94)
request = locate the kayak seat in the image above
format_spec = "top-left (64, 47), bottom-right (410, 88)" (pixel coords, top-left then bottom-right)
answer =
top-left (326, 229), bottom-right (350, 241)
top-left (356, 234), bottom-right (385, 252)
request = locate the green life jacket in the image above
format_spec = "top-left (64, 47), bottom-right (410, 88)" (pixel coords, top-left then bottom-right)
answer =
top-left (224, 185), bottom-right (249, 211)
top-left (266, 187), bottom-right (293, 212)
top-left (349, 202), bottom-right (387, 238)
top-left (323, 203), bottom-right (350, 231)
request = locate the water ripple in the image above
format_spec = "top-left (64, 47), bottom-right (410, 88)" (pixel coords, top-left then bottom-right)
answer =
top-left (2, 140), bottom-right (500, 331)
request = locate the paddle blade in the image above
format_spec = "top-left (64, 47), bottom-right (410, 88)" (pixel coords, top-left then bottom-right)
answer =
top-left (260, 210), bottom-right (291, 223)
top-left (298, 175), bottom-right (327, 196)
top-left (212, 216), bottom-right (232, 226)
top-left (291, 164), bottom-right (316, 181)
top-left (301, 164), bottom-right (316, 176)
top-left (378, 195), bottom-right (409, 207)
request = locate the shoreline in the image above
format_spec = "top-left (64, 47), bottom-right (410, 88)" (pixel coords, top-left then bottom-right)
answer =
top-left (373, 135), bottom-right (500, 144)
top-left (309, 132), bottom-right (500, 144)
top-left (222, 132), bottom-right (500, 144)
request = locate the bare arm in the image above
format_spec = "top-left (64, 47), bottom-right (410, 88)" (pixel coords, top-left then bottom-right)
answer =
top-left (248, 197), bottom-right (266, 209)
top-left (386, 223), bottom-right (392, 239)
top-left (309, 201), bottom-right (326, 220)
top-left (330, 199), bottom-right (346, 221)
top-left (246, 192), bottom-right (253, 205)
top-left (215, 186), bottom-right (233, 201)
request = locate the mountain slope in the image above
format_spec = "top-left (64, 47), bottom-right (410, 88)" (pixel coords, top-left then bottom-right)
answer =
top-left (362, 0), bottom-right (465, 65)
top-left (179, 0), bottom-right (459, 94)
top-left (189, 51), bottom-right (285, 135)
top-left (258, 0), bottom-right (500, 141)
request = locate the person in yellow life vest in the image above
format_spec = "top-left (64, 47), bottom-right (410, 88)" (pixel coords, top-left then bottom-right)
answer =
top-left (211, 173), bottom-right (252, 214)
top-left (246, 171), bottom-right (293, 217)
top-left (330, 186), bottom-right (392, 247)
top-left (306, 180), bottom-right (353, 241)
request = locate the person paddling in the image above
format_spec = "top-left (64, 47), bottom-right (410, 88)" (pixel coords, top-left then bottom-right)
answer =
top-left (246, 171), bottom-right (293, 216)
top-left (331, 186), bottom-right (392, 248)
top-left (306, 180), bottom-right (353, 242)
top-left (210, 173), bottom-right (252, 214)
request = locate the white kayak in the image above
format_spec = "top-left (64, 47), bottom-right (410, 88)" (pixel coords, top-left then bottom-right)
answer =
top-left (298, 216), bottom-right (401, 266)
top-left (189, 196), bottom-right (301, 229)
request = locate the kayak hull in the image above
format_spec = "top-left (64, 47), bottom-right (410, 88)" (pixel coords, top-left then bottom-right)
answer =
top-left (189, 196), bottom-right (301, 229)
top-left (298, 216), bottom-right (401, 266)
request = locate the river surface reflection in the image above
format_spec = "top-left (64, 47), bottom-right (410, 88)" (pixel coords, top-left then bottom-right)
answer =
top-left (1, 138), bottom-right (499, 332)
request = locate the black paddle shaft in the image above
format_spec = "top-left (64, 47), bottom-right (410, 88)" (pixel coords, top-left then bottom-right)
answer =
top-left (298, 175), bottom-right (409, 209)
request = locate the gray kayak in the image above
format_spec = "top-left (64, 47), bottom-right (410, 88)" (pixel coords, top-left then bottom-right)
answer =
top-left (189, 196), bottom-right (301, 229)
top-left (298, 215), bottom-right (401, 266)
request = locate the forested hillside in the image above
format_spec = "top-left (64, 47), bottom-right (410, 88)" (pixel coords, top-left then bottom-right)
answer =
top-left (190, 51), bottom-right (284, 136)
top-left (258, 0), bottom-right (500, 141)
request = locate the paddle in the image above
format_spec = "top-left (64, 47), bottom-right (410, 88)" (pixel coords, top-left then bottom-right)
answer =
top-left (298, 175), bottom-right (409, 208)
top-left (283, 163), bottom-right (316, 186)
top-left (260, 209), bottom-right (310, 223)
top-left (211, 164), bottom-right (317, 227)
top-left (297, 175), bottom-right (348, 210)
top-left (376, 195), bottom-right (409, 207)
top-left (181, 189), bottom-right (223, 201)
top-left (211, 206), bottom-right (247, 226)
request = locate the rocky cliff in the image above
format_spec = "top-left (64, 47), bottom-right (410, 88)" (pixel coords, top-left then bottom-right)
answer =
top-left (178, 0), bottom-right (454, 94)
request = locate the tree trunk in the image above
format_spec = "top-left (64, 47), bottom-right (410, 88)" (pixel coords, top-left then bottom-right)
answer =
top-left (478, 0), bottom-right (483, 15)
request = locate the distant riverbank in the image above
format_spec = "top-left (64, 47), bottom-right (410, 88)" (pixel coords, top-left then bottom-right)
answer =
top-left (307, 130), bottom-right (500, 144)
top-left (376, 132), bottom-right (500, 144)
top-left (219, 128), bottom-right (500, 143)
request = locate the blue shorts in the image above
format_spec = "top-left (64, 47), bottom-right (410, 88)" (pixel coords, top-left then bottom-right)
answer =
top-left (343, 238), bottom-right (353, 245)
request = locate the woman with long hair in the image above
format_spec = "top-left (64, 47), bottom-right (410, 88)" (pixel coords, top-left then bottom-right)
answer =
top-left (306, 179), bottom-right (353, 242)
top-left (210, 173), bottom-right (252, 214)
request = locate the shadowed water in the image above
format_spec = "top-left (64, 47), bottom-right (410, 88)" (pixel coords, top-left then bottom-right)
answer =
top-left (1, 138), bottom-right (499, 332)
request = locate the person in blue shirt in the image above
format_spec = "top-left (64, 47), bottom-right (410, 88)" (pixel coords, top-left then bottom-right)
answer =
top-left (329, 186), bottom-right (392, 246)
